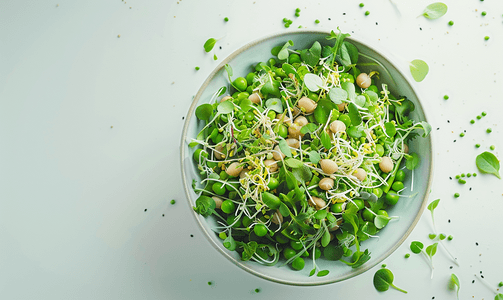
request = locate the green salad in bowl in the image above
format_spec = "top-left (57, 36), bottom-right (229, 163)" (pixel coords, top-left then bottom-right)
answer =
top-left (181, 29), bottom-right (433, 285)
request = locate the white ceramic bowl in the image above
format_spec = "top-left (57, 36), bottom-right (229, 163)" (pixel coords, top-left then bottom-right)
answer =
top-left (180, 30), bottom-right (433, 286)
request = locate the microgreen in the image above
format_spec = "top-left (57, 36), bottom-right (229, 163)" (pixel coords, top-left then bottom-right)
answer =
top-left (476, 152), bottom-right (501, 179)
top-left (448, 273), bottom-right (460, 300)
top-left (304, 73), bottom-right (323, 92)
top-left (426, 199), bottom-right (459, 266)
top-left (300, 41), bottom-right (322, 67)
top-left (420, 2), bottom-right (448, 19)
top-left (195, 104), bottom-right (213, 121)
top-left (405, 153), bottom-right (420, 170)
top-left (193, 195), bottom-right (216, 217)
top-left (475, 274), bottom-right (503, 300)
top-left (277, 40), bottom-right (294, 60)
top-left (410, 240), bottom-right (435, 278)
top-left (409, 59), bottom-right (429, 82)
top-left (373, 268), bottom-right (408, 293)
top-left (204, 38), bottom-right (217, 52)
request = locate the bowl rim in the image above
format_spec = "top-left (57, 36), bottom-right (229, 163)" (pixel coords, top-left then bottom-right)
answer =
top-left (180, 29), bottom-right (434, 286)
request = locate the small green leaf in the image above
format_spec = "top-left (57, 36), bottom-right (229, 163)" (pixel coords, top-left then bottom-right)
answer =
top-left (304, 73), bottom-right (323, 92)
top-left (279, 202), bottom-right (290, 217)
top-left (317, 270), bottom-right (330, 277)
top-left (217, 101), bottom-right (234, 114)
top-left (308, 151), bottom-right (321, 164)
top-left (341, 81), bottom-right (356, 100)
top-left (448, 273), bottom-right (460, 300)
top-left (410, 241), bottom-right (424, 254)
top-left (204, 38), bottom-right (217, 52)
top-left (427, 199), bottom-right (440, 213)
top-left (277, 40), bottom-right (294, 60)
top-left (409, 59), bottom-right (429, 82)
top-left (405, 152), bottom-right (420, 170)
top-left (384, 122), bottom-right (396, 137)
top-left (321, 229), bottom-right (331, 247)
top-left (193, 195), bottom-right (216, 217)
top-left (266, 98), bottom-right (284, 113)
top-left (426, 243), bottom-right (438, 258)
top-left (348, 103), bottom-right (362, 126)
top-left (320, 130), bottom-right (332, 150)
top-left (285, 158), bottom-right (304, 169)
top-left (223, 234), bottom-right (236, 251)
top-left (475, 151), bottom-right (501, 179)
top-left (239, 98), bottom-right (253, 112)
top-left (300, 123), bottom-right (318, 135)
top-left (309, 268), bottom-right (316, 277)
top-left (328, 87), bottom-right (347, 104)
top-left (374, 215), bottom-right (390, 229)
top-left (415, 121), bottom-right (432, 137)
top-left (344, 41), bottom-right (359, 65)
top-left (195, 104), bottom-right (213, 120)
top-left (278, 138), bottom-right (292, 158)
top-left (373, 268), bottom-right (408, 293)
top-left (422, 2), bottom-right (448, 20)
top-left (292, 165), bottom-right (313, 183)
top-left (428, 233), bottom-right (437, 240)
top-left (313, 99), bottom-right (336, 124)
top-left (224, 64), bottom-right (233, 78)
top-left (495, 294), bottom-right (503, 300)
top-left (314, 210), bottom-right (328, 220)
top-left (282, 63), bottom-right (297, 77)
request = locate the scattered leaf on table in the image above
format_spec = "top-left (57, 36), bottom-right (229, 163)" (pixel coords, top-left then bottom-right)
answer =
top-left (476, 151), bottom-right (501, 179)
top-left (204, 38), bottom-right (217, 52)
top-left (409, 59), bottom-right (429, 82)
top-left (421, 2), bottom-right (448, 19)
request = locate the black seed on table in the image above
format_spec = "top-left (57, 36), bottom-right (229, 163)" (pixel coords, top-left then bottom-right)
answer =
top-left (469, 187), bottom-right (472, 191)
top-left (376, 22), bottom-right (378, 25)
top-left (219, 46), bottom-right (222, 50)
top-left (481, 275), bottom-right (485, 278)
top-left (328, 18), bottom-right (331, 20)
top-left (450, 266), bottom-right (453, 269)
top-left (144, 209), bottom-right (147, 212)
top-left (449, 177), bottom-right (452, 180)
top-left (448, 219), bottom-right (451, 223)
top-left (472, 280), bottom-right (475, 283)
top-left (436, 127), bottom-right (440, 130)
top-left (420, 27), bottom-right (423, 30)
top-left (190, 234), bottom-right (194, 237)
top-left (447, 120), bottom-right (450, 123)
top-left (343, 12), bottom-right (346, 15)
top-left (476, 242), bottom-right (479, 246)
top-left (162, 214), bottom-right (165, 217)
top-left (454, 140), bottom-right (456, 142)
top-left (480, 271), bottom-right (483, 273)
top-left (182, 116), bottom-right (185, 120)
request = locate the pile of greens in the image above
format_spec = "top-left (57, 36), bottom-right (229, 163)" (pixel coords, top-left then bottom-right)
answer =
top-left (189, 29), bottom-right (431, 276)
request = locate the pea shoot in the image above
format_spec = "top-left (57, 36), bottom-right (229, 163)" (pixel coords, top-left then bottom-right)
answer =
top-left (190, 30), bottom-right (431, 276)
top-left (373, 267), bottom-right (408, 293)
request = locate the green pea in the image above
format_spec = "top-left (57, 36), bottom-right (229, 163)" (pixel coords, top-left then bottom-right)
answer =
top-left (391, 181), bottom-right (404, 192)
top-left (454, 193), bottom-right (460, 198)
top-left (330, 109), bottom-right (340, 121)
top-left (245, 111), bottom-right (255, 121)
top-left (237, 92), bottom-right (250, 100)
top-left (233, 77), bottom-right (248, 92)
top-left (347, 199), bottom-right (364, 211)
top-left (340, 73), bottom-right (354, 83)
top-left (221, 200), bottom-right (235, 214)
top-left (227, 215), bottom-right (241, 228)
top-left (291, 257), bottom-right (305, 270)
top-left (267, 177), bottom-right (279, 190)
top-left (363, 208), bottom-right (375, 222)
top-left (283, 247), bottom-right (296, 260)
top-left (219, 171), bottom-right (229, 180)
top-left (276, 124), bottom-right (288, 138)
top-left (246, 86), bottom-right (253, 94)
top-left (395, 169), bottom-right (406, 182)
top-left (290, 240), bottom-right (303, 251)
top-left (385, 191), bottom-right (399, 205)
top-left (212, 182), bottom-right (226, 195)
top-left (373, 188), bottom-right (383, 198)
top-left (268, 58), bottom-right (277, 66)
top-left (267, 110), bottom-right (276, 120)
top-left (377, 210), bottom-right (388, 218)
top-left (308, 92), bottom-right (318, 101)
top-left (289, 53), bottom-right (301, 64)
top-left (331, 202), bottom-right (344, 213)
top-left (338, 114), bottom-right (351, 127)
top-left (254, 223), bottom-right (268, 237)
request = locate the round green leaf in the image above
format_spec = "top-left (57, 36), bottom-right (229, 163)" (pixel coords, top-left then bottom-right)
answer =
top-left (409, 59), bottom-right (429, 82)
top-left (204, 38), bottom-right (216, 52)
top-left (475, 151), bottom-right (501, 179)
top-left (195, 104), bottom-right (213, 120)
top-left (304, 73), bottom-right (323, 92)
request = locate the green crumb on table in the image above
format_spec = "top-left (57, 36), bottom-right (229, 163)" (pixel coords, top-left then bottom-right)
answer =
top-left (461, 173), bottom-right (465, 177)
top-left (454, 193), bottom-right (460, 198)
top-left (170, 199), bottom-right (176, 204)
top-left (255, 288), bottom-right (261, 293)
top-left (218, 232), bottom-right (227, 239)
top-left (481, 11), bottom-right (487, 16)
top-left (365, 11), bottom-right (370, 16)
top-left (460, 133), bottom-right (465, 137)
top-left (473, 173), bottom-right (477, 177)
top-left (455, 175), bottom-right (460, 179)
top-left (458, 179), bottom-right (466, 184)
top-left (382, 264), bottom-right (387, 268)
top-left (477, 115), bottom-right (482, 120)
top-left (487, 128), bottom-right (492, 133)
top-left (295, 8), bottom-right (300, 17)
top-left (443, 95), bottom-right (449, 100)
top-left (498, 282), bottom-right (503, 287)
top-left (490, 145), bottom-right (496, 150)
top-left (448, 235), bottom-right (453, 241)
top-left (359, 3), bottom-right (365, 7)
top-left (470, 119), bottom-right (475, 124)
top-left (295, 8), bottom-right (301, 12)
top-left (298, 25), bottom-right (302, 28)
top-left (207, 281), bottom-right (213, 286)
top-left (484, 36), bottom-right (490, 41)
top-left (467, 173), bottom-right (472, 177)
top-left (213, 54), bottom-right (218, 60)
top-left (315, 19), bottom-right (320, 24)
top-left (475, 144), bottom-right (481, 148)
top-left (295, 12), bottom-right (300, 17)
top-left (448, 20), bottom-right (454, 26)
top-left (195, 66), bottom-right (200, 70)
top-left (405, 253), bottom-right (410, 258)
top-left (224, 17), bottom-right (229, 22)
top-left (482, 111), bottom-right (487, 116)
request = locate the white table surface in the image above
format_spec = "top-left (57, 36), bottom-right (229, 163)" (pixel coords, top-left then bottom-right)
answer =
top-left (1, 0), bottom-right (503, 299)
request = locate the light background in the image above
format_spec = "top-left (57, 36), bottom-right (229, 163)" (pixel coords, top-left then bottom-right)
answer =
top-left (1, 0), bottom-right (502, 299)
